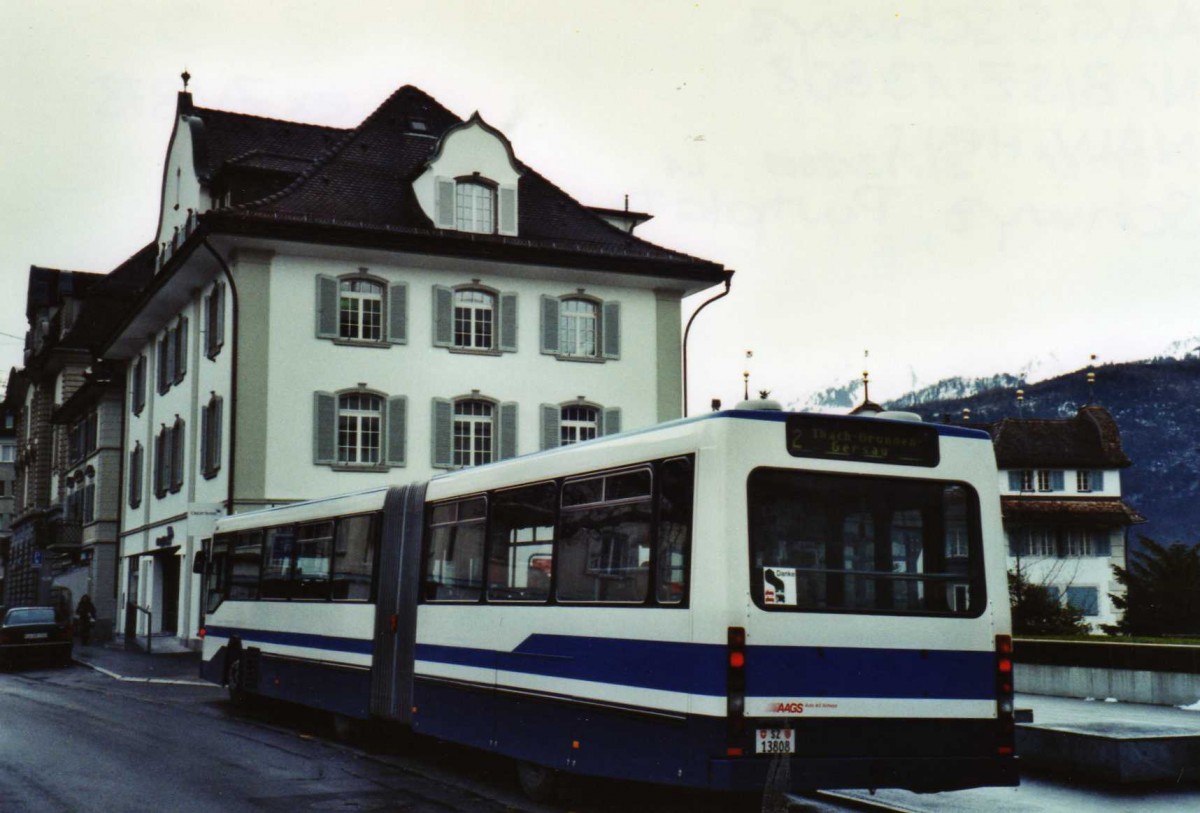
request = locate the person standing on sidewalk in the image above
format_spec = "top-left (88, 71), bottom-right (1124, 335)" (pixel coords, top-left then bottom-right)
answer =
top-left (76, 594), bottom-right (98, 646)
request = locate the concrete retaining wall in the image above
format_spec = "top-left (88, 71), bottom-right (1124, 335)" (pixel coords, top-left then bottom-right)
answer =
top-left (1015, 638), bottom-right (1200, 706)
top-left (1017, 664), bottom-right (1200, 706)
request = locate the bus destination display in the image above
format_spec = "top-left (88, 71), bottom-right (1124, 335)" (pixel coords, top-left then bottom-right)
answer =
top-left (785, 416), bottom-right (940, 467)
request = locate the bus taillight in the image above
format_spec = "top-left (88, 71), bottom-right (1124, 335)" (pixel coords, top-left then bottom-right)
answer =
top-left (727, 627), bottom-right (747, 755)
top-left (995, 634), bottom-right (1015, 757)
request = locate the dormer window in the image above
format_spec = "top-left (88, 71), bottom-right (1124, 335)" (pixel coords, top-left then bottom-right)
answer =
top-left (454, 179), bottom-right (496, 234)
top-left (422, 116), bottom-right (521, 236)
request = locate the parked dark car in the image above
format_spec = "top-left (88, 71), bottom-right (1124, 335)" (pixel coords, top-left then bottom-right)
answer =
top-left (0, 606), bottom-right (73, 668)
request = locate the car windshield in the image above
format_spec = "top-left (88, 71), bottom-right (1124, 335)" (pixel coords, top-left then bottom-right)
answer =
top-left (5, 608), bottom-right (56, 625)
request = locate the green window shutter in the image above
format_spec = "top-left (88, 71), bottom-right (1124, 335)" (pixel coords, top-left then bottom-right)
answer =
top-left (171, 419), bottom-right (185, 492)
top-left (214, 283), bottom-right (225, 354)
top-left (499, 292), bottom-right (518, 352)
top-left (432, 398), bottom-right (453, 468)
top-left (1093, 470), bottom-right (1105, 491)
top-left (388, 282), bottom-right (408, 344)
top-left (499, 402), bottom-right (518, 460)
top-left (1050, 471), bottom-right (1065, 491)
top-left (602, 300), bottom-right (621, 360)
top-left (432, 285), bottom-right (453, 347)
top-left (214, 396), bottom-right (223, 473)
top-left (316, 275), bottom-right (339, 339)
top-left (498, 184), bottom-right (518, 235)
top-left (175, 317), bottom-right (188, 383)
top-left (602, 407), bottom-right (622, 436)
top-left (540, 404), bottom-right (560, 450)
top-left (435, 178), bottom-right (456, 229)
top-left (313, 391), bottom-right (336, 465)
top-left (200, 405), bottom-right (209, 477)
top-left (1094, 531), bottom-right (1112, 556)
top-left (386, 395), bottom-right (407, 467)
top-left (1007, 471), bottom-right (1022, 491)
top-left (540, 295), bottom-right (560, 355)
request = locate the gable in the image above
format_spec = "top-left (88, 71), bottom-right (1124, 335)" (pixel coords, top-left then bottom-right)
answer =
top-left (414, 114), bottom-right (522, 235)
top-left (155, 115), bottom-right (209, 252)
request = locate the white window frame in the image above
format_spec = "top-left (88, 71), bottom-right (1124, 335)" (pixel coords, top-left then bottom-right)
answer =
top-left (455, 180), bottom-right (496, 234)
top-left (339, 278), bottom-right (384, 342)
top-left (559, 298), bottom-right (599, 359)
top-left (337, 393), bottom-right (383, 466)
top-left (453, 399), bottom-right (494, 467)
top-left (560, 404), bottom-right (599, 446)
top-left (453, 289), bottom-right (495, 350)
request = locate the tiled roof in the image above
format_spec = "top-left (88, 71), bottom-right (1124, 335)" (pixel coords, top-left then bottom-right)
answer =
top-left (186, 100), bottom-right (348, 182)
top-left (192, 85), bottom-right (725, 279)
top-left (1000, 496), bottom-right (1146, 526)
top-left (61, 244), bottom-right (157, 350)
top-left (26, 267), bottom-right (104, 318)
top-left (982, 406), bottom-right (1132, 469)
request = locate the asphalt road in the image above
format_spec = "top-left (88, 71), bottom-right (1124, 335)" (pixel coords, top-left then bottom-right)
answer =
top-left (0, 661), bottom-right (540, 813)
top-left (0, 661), bottom-right (778, 813)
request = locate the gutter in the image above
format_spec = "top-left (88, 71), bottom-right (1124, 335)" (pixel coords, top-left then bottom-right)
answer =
top-left (682, 278), bottom-right (732, 417)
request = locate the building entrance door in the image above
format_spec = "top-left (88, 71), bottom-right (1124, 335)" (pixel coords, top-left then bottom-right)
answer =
top-left (160, 555), bottom-right (180, 635)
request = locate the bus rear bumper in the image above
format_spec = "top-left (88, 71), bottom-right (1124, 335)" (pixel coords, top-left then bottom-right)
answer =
top-left (708, 755), bottom-right (1019, 793)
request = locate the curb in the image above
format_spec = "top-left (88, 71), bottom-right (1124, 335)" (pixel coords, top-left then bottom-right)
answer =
top-left (72, 656), bottom-right (217, 687)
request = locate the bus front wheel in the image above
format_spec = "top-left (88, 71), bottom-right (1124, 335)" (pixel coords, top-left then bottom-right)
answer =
top-left (226, 650), bottom-right (248, 707)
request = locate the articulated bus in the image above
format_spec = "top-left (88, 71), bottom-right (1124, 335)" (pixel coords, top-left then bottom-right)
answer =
top-left (199, 407), bottom-right (1018, 798)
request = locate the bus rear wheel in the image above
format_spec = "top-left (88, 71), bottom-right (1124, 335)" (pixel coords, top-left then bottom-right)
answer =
top-left (516, 761), bottom-right (559, 803)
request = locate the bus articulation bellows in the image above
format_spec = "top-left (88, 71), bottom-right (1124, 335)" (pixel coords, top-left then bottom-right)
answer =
top-left (199, 407), bottom-right (1018, 797)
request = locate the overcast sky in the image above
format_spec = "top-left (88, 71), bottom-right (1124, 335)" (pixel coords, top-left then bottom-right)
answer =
top-left (3, 1), bottom-right (1198, 411)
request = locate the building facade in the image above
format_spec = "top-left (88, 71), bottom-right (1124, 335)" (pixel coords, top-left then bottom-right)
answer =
top-left (94, 84), bottom-right (727, 648)
top-left (985, 405), bottom-right (1144, 630)
top-left (2, 257), bottom-right (151, 635)
top-left (0, 406), bottom-right (16, 597)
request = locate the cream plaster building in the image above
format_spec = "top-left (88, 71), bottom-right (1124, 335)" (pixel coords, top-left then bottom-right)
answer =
top-left (97, 84), bottom-right (728, 647)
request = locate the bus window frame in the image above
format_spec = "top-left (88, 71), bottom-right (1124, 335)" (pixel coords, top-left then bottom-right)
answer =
top-left (745, 466), bottom-right (988, 619)
top-left (419, 454), bottom-right (695, 610)
top-left (208, 512), bottom-right (383, 607)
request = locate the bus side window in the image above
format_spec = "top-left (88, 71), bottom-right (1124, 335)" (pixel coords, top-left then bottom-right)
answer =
top-left (295, 521), bottom-right (334, 600)
top-left (332, 514), bottom-right (376, 601)
top-left (206, 536), bottom-right (230, 612)
top-left (261, 525), bottom-right (297, 599)
top-left (229, 531), bottom-right (263, 600)
top-left (558, 469), bottom-right (653, 604)
top-left (424, 497), bottom-right (486, 601)
top-left (657, 456), bottom-right (693, 605)
top-left (487, 481), bottom-right (556, 602)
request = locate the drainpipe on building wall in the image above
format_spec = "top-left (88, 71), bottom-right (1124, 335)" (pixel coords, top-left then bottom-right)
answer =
top-left (201, 240), bottom-right (238, 515)
top-left (682, 278), bottom-right (732, 417)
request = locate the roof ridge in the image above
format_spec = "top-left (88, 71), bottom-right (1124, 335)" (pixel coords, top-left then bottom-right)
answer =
top-left (190, 104), bottom-right (348, 134)
top-left (230, 84), bottom-right (461, 213)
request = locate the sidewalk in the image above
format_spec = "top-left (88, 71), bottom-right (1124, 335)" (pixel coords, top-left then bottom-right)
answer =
top-left (72, 636), bottom-right (213, 686)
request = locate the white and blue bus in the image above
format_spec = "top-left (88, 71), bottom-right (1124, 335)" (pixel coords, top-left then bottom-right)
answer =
top-left (199, 406), bottom-right (1018, 797)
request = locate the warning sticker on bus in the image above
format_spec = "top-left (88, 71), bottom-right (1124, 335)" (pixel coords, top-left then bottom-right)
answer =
top-left (762, 567), bottom-right (797, 606)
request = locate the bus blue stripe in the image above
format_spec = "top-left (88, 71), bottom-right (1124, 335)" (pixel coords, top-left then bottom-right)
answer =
top-left (416, 636), bottom-right (996, 701)
top-left (205, 625), bottom-right (373, 655)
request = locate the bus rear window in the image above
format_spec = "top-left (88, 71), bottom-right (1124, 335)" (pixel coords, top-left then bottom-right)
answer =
top-left (747, 468), bottom-right (984, 616)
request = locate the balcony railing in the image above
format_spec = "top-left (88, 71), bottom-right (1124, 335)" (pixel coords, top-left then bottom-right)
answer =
top-left (45, 520), bottom-right (83, 552)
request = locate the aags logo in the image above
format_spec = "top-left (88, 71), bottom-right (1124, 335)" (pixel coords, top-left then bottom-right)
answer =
top-left (772, 702), bottom-right (805, 714)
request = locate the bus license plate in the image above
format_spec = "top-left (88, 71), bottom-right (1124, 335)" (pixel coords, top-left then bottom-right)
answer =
top-left (756, 729), bottom-right (795, 754)
top-left (25, 633), bottom-right (49, 640)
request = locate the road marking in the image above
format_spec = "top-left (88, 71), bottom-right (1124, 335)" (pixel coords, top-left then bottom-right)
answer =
top-left (72, 658), bottom-right (218, 688)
